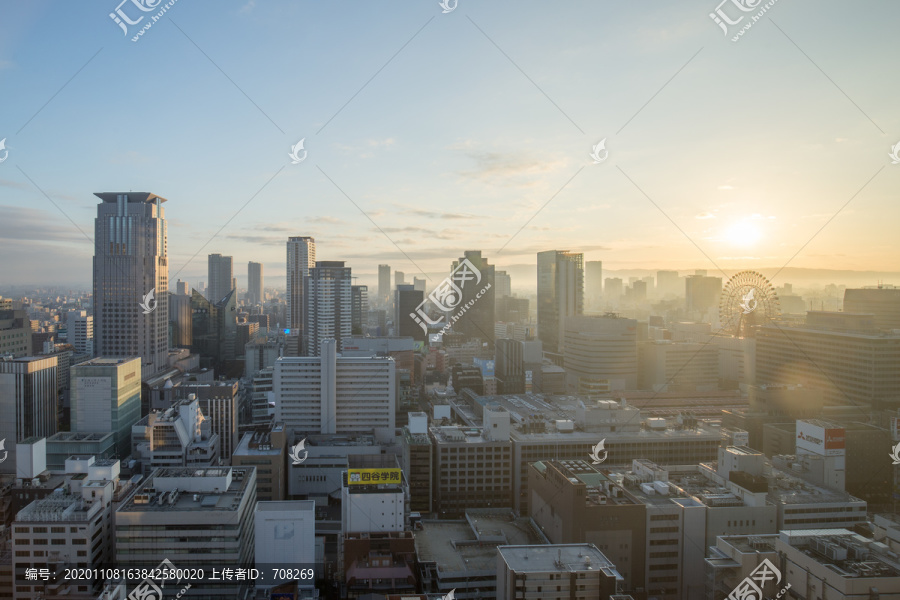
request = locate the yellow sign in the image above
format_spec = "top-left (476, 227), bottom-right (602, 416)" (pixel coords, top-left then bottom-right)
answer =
top-left (347, 468), bottom-right (402, 485)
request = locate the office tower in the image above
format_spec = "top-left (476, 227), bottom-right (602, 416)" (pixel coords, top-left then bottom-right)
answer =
top-left (247, 261), bottom-right (264, 305)
top-left (115, 467), bottom-right (257, 596)
top-left (255, 501), bottom-right (316, 586)
top-left (413, 277), bottom-right (426, 293)
top-left (585, 260), bottom-right (602, 306)
top-left (234, 423), bottom-right (288, 501)
top-left (13, 457), bottom-right (116, 600)
top-left (394, 270), bottom-right (405, 287)
top-left (181, 381), bottom-right (239, 463)
top-left (207, 253), bottom-right (234, 304)
top-left (395, 284), bottom-right (425, 342)
top-left (379, 264), bottom-right (392, 305)
top-left (198, 280), bottom-right (205, 296)
top-left (685, 272), bottom-right (722, 317)
top-left (756, 311), bottom-right (900, 409)
top-left (495, 270), bottom-right (512, 299)
top-left (236, 321), bottom-right (260, 353)
top-left (351, 284), bottom-right (368, 335)
top-left (450, 250), bottom-right (496, 346)
top-left (401, 414), bottom-right (432, 513)
top-left (286, 236), bottom-right (316, 334)
top-left (304, 261), bottom-right (352, 356)
top-left (0, 356), bottom-right (58, 472)
top-left (638, 340), bottom-right (718, 392)
top-left (92, 192), bottom-right (168, 378)
top-left (843, 286), bottom-right (900, 330)
top-left (537, 250), bottom-right (584, 355)
top-left (190, 289), bottom-right (237, 366)
top-left (169, 292), bottom-right (192, 347)
top-left (273, 339), bottom-right (396, 442)
top-left (563, 314), bottom-right (638, 391)
top-left (131, 396), bottom-right (219, 473)
top-left (604, 277), bottom-right (623, 301)
top-left (628, 279), bottom-right (648, 302)
top-left (71, 357), bottom-right (141, 459)
top-left (176, 279), bottom-right (189, 295)
top-left (68, 311), bottom-right (93, 356)
top-left (657, 269), bottom-right (680, 297)
top-left (495, 338), bottom-right (525, 394)
top-left (0, 308), bottom-right (32, 357)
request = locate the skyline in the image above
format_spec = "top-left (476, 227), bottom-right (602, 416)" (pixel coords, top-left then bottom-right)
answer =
top-left (2, 1), bottom-right (899, 290)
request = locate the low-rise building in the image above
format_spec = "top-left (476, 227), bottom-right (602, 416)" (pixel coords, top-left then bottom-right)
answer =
top-left (233, 421), bottom-right (287, 502)
top-left (496, 543), bottom-right (623, 600)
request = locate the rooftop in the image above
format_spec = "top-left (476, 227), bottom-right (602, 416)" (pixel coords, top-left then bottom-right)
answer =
top-left (118, 467), bottom-right (253, 513)
top-left (498, 543), bottom-right (619, 575)
top-left (16, 492), bottom-right (101, 523)
top-left (94, 192), bottom-right (167, 203)
top-left (782, 530), bottom-right (900, 579)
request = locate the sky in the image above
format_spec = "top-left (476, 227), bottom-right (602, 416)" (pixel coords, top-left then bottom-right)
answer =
top-left (1, 0), bottom-right (898, 292)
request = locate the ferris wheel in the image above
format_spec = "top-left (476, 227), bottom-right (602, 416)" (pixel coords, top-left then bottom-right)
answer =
top-left (719, 270), bottom-right (780, 337)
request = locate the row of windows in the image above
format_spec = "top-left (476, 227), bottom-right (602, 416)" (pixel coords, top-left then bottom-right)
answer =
top-left (727, 520), bottom-right (756, 527)
top-left (784, 506), bottom-right (864, 514)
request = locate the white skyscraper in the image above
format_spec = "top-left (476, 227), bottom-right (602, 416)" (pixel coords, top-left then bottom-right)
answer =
top-left (273, 339), bottom-right (395, 443)
top-left (68, 310), bottom-right (93, 356)
top-left (286, 236), bottom-right (316, 334)
top-left (304, 261), bottom-right (352, 356)
top-left (208, 253), bottom-right (234, 304)
top-left (93, 192), bottom-right (168, 378)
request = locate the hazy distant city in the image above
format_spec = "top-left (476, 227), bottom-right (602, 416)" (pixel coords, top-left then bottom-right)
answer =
top-left (2, 2), bottom-right (899, 600)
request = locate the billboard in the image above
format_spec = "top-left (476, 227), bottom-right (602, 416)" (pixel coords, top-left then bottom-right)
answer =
top-left (796, 421), bottom-right (845, 457)
top-left (347, 468), bottom-right (402, 486)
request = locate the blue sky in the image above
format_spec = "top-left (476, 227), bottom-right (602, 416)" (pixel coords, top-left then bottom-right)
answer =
top-left (1, 0), bottom-right (898, 291)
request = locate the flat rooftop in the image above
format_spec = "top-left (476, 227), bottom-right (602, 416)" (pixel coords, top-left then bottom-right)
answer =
top-left (118, 467), bottom-right (253, 513)
top-left (498, 543), bottom-right (617, 574)
top-left (415, 510), bottom-right (545, 574)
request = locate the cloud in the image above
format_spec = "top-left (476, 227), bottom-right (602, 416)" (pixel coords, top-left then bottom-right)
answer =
top-left (459, 151), bottom-right (566, 185)
top-left (0, 206), bottom-right (92, 244)
top-left (696, 212), bottom-right (716, 219)
top-left (0, 179), bottom-right (29, 190)
top-left (333, 138), bottom-right (396, 158)
top-left (310, 216), bottom-right (343, 225)
top-left (239, 0), bottom-right (255, 14)
top-left (717, 185), bottom-right (734, 190)
top-left (405, 207), bottom-right (477, 220)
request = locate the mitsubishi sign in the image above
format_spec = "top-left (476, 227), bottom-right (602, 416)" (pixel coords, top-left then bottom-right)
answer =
top-left (796, 420), bottom-right (845, 457)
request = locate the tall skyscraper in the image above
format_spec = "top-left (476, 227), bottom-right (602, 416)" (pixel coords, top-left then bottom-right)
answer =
top-left (68, 311), bottom-right (94, 356)
top-left (685, 272), bottom-right (722, 318)
top-left (351, 285), bottom-right (368, 335)
top-left (304, 261), bottom-right (352, 356)
top-left (413, 277), bottom-right (426, 293)
top-left (379, 264), bottom-right (392, 305)
top-left (656, 270), bottom-right (680, 297)
top-left (563, 314), bottom-right (638, 392)
top-left (93, 192), bottom-right (169, 378)
top-left (585, 261), bottom-right (602, 306)
top-left (395, 284), bottom-right (425, 342)
top-left (395, 271), bottom-right (406, 287)
top-left (0, 356), bottom-right (58, 473)
top-left (495, 270), bottom-right (512, 299)
top-left (537, 250), bottom-right (584, 355)
top-left (451, 251), bottom-right (496, 347)
top-left (207, 253), bottom-right (234, 304)
top-left (248, 261), bottom-right (264, 305)
top-left (286, 237), bottom-right (316, 334)
top-left (176, 279), bottom-right (189, 295)
top-left (169, 293), bottom-right (192, 347)
top-left (71, 357), bottom-right (142, 459)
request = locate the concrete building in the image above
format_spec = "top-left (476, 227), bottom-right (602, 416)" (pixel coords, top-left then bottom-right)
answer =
top-left (685, 273), bottom-right (722, 320)
top-left (45, 432), bottom-right (115, 471)
top-left (180, 381), bottom-right (240, 463)
top-left (586, 260), bottom-right (603, 307)
top-left (563, 315), bottom-right (638, 392)
top-left (450, 251), bottom-right (496, 347)
top-left (67, 312), bottom-right (93, 356)
top-left (537, 250), bottom-right (584, 356)
top-left (176, 279), bottom-right (189, 295)
top-left (415, 510), bottom-right (548, 600)
top-left (274, 340), bottom-right (396, 443)
top-left (341, 455), bottom-right (408, 534)
top-left (190, 288), bottom-right (237, 367)
top-left (400, 413), bottom-right (432, 513)
top-left (12, 458), bottom-right (118, 600)
top-left (378, 264), bottom-right (391, 305)
top-left (638, 340), bottom-right (719, 392)
top-left (305, 261), bottom-right (352, 356)
top-left (756, 311), bottom-right (900, 409)
top-left (207, 253), bottom-right (234, 304)
top-left (115, 467), bottom-right (256, 596)
top-left (343, 531), bottom-right (417, 599)
top-left (233, 422), bottom-right (288, 502)
top-left (92, 192), bottom-right (169, 378)
top-left (248, 261), bottom-right (264, 305)
top-left (285, 434), bottom-right (381, 500)
top-left (656, 270), bottom-right (681, 298)
top-left (0, 356), bottom-right (58, 473)
top-left (130, 396), bottom-right (219, 473)
top-left (705, 534), bottom-right (782, 600)
top-left (70, 357), bottom-right (141, 459)
top-left (169, 292), bottom-right (192, 347)
top-left (843, 286), bottom-right (900, 331)
top-left (254, 500), bottom-right (316, 588)
top-left (496, 544), bottom-right (623, 600)
top-left (0, 308), bottom-right (32, 357)
top-left (395, 285), bottom-right (425, 342)
top-left (495, 270), bottom-right (512, 300)
top-left (286, 236), bottom-right (316, 335)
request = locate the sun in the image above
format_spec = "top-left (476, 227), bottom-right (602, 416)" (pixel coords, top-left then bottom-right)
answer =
top-left (723, 220), bottom-right (762, 247)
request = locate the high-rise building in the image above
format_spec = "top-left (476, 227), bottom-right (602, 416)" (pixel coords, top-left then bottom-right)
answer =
top-left (190, 289), bottom-right (237, 366)
top-left (71, 357), bottom-right (142, 459)
top-left (843, 286), bottom-right (900, 330)
top-left (413, 277), bottom-right (426, 293)
top-left (207, 253), bottom-right (234, 304)
top-left (395, 284), bottom-right (425, 342)
top-left (286, 236), bottom-right (316, 334)
top-left (0, 355), bottom-right (58, 472)
top-left (495, 270), bottom-right (512, 299)
top-left (247, 261), bottom-right (264, 305)
top-left (176, 279), bottom-right (189, 295)
top-left (169, 292), bottom-right (192, 347)
top-left (0, 308), bottom-right (32, 357)
top-left (379, 264), bottom-right (392, 305)
top-left (394, 270), bottom-right (405, 288)
top-left (585, 260), bottom-right (602, 306)
top-left (563, 314), bottom-right (638, 392)
top-left (68, 311), bottom-right (93, 356)
top-left (657, 269), bottom-right (680, 297)
top-left (233, 422), bottom-right (288, 502)
top-left (351, 284), bottom-right (368, 335)
top-left (181, 381), bottom-right (240, 462)
top-left (685, 272), bottom-right (722, 317)
top-left (537, 250), bottom-right (584, 355)
top-left (93, 192), bottom-right (168, 378)
top-left (305, 261), bottom-right (352, 356)
top-left (451, 250), bottom-right (496, 346)
top-left (255, 501), bottom-right (316, 587)
top-left (274, 339), bottom-right (396, 443)
top-left (604, 277), bottom-right (623, 302)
